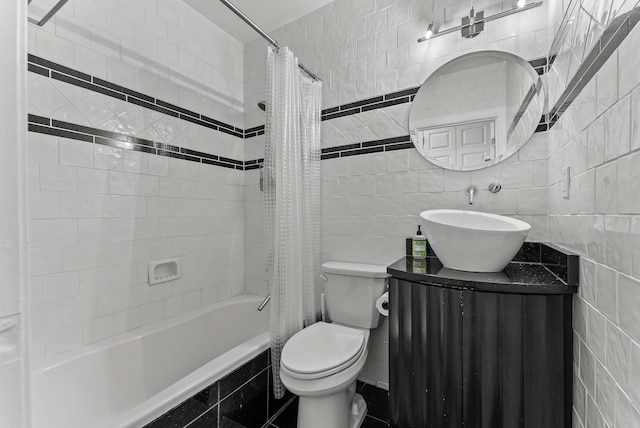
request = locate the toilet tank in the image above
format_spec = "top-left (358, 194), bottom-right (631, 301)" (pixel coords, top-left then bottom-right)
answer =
top-left (321, 262), bottom-right (389, 329)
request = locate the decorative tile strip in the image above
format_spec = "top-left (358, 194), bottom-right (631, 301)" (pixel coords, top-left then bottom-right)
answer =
top-left (28, 53), bottom-right (554, 157)
top-left (27, 114), bottom-right (249, 171)
top-left (547, 7), bottom-right (640, 128)
top-left (320, 135), bottom-right (413, 159)
top-left (318, 57), bottom-right (549, 123)
top-left (27, 54), bottom-right (244, 139)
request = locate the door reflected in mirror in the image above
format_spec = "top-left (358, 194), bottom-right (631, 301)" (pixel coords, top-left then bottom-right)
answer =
top-left (409, 51), bottom-right (544, 171)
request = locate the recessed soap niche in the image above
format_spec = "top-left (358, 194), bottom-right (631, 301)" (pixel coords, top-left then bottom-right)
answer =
top-left (148, 258), bottom-right (181, 285)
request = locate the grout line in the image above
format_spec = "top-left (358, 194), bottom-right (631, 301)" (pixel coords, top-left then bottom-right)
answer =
top-left (219, 366), bottom-right (270, 405)
top-left (365, 414), bottom-right (390, 425)
top-left (264, 395), bottom-right (297, 427)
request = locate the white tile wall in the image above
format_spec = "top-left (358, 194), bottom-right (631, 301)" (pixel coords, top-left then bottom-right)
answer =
top-left (28, 132), bottom-right (246, 361)
top-left (243, 0), bottom-right (558, 388)
top-left (546, 0), bottom-right (640, 109)
top-left (28, 0), bottom-right (245, 127)
top-left (27, 0), bottom-right (247, 363)
top-left (549, 18), bottom-right (640, 428)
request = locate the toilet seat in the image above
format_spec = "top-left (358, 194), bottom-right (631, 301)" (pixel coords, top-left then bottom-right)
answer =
top-left (281, 322), bottom-right (365, 380)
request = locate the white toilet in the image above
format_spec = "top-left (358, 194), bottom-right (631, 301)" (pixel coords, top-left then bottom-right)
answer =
top-left (279, 261), bottom-right (389, 428)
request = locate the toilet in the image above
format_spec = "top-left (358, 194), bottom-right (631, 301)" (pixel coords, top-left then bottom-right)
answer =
top-left (280, 261), bottom-right (389, 428)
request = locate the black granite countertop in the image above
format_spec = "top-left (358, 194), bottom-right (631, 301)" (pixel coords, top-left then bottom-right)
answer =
top-left (387, 242), bottom-right (579, 295)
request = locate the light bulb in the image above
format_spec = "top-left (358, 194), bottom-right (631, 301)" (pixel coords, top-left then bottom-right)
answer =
top-left (425, 22), bottom-right (434, 39)
top-left (516, 0), bottom-right (526, 8)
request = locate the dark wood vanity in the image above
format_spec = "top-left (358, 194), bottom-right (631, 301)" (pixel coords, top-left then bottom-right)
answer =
top-left (387, 243), bottom-right (578, 428)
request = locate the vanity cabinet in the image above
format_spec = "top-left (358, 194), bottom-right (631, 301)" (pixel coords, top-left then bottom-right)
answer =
top-left (387, 246), bottom-right (578, 428)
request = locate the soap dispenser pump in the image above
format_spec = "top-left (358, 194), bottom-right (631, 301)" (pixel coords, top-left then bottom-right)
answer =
top-left (412, 225), bottom-right (427, 259)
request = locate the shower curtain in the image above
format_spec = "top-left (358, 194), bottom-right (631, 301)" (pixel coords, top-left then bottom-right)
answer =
top-left (264, 46), bottom-right (322, 399)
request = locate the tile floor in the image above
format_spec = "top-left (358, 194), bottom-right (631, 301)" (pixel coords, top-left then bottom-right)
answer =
top-left (265, 382), bottom-right (389, 428)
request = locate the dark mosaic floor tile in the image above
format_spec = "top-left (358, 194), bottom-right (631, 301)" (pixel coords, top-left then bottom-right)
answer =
top-left (359, 383), bottom-right (389, 423)
top-left (220, 369), bottom-right (269, 428)
top-left (269, 384), bottom-right (390, 428)
top-left (185, 405), bottom-right (217, 428)
top-left (218, 415), bottom-right (247, 427)
top-left (220, 350), bottom-right (269, 399)
top-left (271, 397), bottom-right (298, 428)
top-left (268, 367), bottom-right (294, 418)
top-left (145, 384), bottom-right (218, 428)
top-left (361, 415), bottom-right (390, 428)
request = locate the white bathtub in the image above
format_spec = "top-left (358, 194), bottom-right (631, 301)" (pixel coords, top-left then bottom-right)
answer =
top-left (31, 295), bottom-right (270, 428)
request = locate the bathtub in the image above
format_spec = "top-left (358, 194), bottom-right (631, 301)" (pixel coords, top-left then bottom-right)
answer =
top-left (31, 295), bottom-right (270, 428)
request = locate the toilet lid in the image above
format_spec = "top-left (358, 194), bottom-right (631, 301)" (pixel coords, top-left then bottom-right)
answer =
top-left (281, 322), bottom-right (365, 380)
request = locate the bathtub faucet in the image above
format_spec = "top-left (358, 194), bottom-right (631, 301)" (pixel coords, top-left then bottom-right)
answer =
top-left (257, 294), bottom-right (271, 311)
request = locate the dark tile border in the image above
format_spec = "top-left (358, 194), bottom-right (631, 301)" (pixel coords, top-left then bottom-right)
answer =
top-left (318, 57), bottom-right (549, 123)
top-left (28, 52), bottom-right (557, 162)
top-left (145, 350), bottom-right (273, 428)
top-left (28, 54), bottom-right (244, 139)
top-left (320, 135), bottom-right (413, 159)
top-left (548, 6), bottom-right (640, 128)
top-left (27, 114), bottom-right (258, 171)
top-left (140, 346), bottom-right (390, 428)
top-left (28, 53), bottom-right (550, 144)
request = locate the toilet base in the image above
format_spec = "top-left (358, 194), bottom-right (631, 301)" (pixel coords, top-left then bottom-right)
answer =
top-left (296, 390), bottom-right (367, 428)
top-left (349, 393), bottom-right (367, 428)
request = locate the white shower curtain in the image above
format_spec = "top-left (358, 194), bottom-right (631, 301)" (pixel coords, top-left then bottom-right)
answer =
top-left (264, 46), bottom-right (321, 399)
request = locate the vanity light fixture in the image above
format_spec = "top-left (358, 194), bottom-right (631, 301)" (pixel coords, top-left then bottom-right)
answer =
top-left (461, 7), bottom-right (484, 39)
top-left (417, 1), bottom-right (543, 43)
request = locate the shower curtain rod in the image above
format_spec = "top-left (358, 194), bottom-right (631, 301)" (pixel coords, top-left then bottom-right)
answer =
top-left (218, 0), bottom-right (322, 81)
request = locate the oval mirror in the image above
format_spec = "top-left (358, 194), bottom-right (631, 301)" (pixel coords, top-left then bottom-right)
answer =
top-left (409, 51), bottom-right (544, 171)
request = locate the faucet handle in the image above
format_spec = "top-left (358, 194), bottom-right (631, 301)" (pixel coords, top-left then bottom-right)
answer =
top-left (488, 182), bottom-right (502, 193)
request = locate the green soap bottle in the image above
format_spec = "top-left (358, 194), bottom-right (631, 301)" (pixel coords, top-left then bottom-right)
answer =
top-left (412, 225), bottom-right (427, 259)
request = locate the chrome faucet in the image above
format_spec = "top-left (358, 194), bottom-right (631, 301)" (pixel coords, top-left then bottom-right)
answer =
top-left (465, 185), bottom-right (479, 204)
top-left (257, 294), bottom-right (271, 311)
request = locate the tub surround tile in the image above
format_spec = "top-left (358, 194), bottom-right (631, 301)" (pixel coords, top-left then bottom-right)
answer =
top-left (219, 369), bottom-right (269, 427)
top-left (144, 350), bottom-right (391, 428)
top-left (145, 350), bottom-right (272, 428)
top-left (219, 350), bottom-right (269, 398)
top-left (187, 406), bottom-right (219, 428)
top-left (146, 384), bottom-right (219, 428)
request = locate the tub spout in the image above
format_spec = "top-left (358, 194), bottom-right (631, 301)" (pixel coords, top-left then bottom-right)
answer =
top-left (465, 185), bottom-right (479, 205)
top-left (257, 294), bottom-right (271, 311)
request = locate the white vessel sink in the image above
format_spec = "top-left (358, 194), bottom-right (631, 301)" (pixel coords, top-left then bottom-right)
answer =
top-left (419, 209), bottom-right (531, 273)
